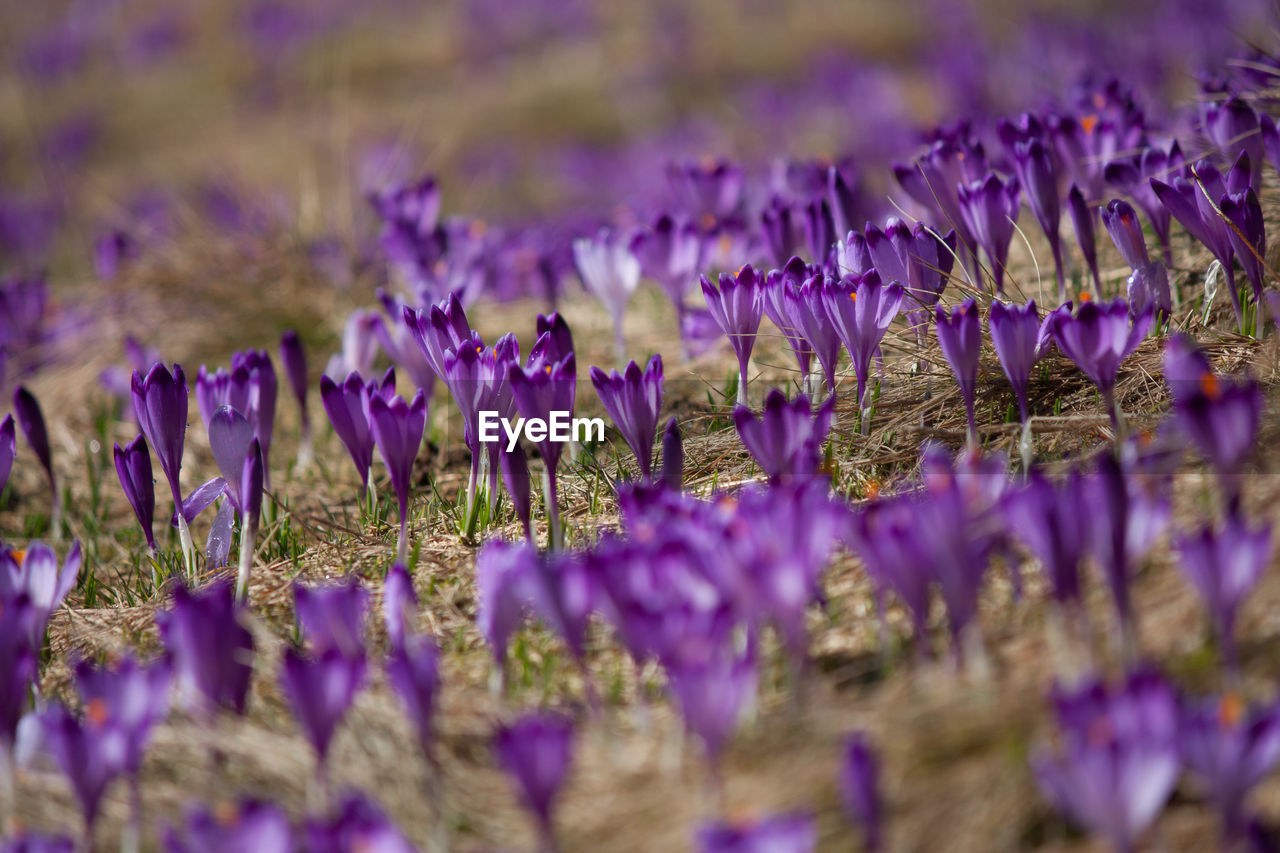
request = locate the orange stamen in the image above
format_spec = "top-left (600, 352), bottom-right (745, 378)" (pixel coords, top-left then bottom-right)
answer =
top-left (86, 698), bottom-right (108, 728)
top-left (1081, 114), bottom-right (1099, 135)
top-left (1079, 292), bottom-right (1092, 302)
top-left (1200, 373), bottom-right (1220, 399)
top-left (1220, 693), bottom-right (1245, 727)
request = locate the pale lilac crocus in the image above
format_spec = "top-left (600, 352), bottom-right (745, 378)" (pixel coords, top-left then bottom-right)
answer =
top-left (573, 228), bottom-right (640, 362)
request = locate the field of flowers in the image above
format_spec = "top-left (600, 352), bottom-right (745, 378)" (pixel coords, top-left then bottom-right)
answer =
top-left (3, 0), bottom-right (1280, 850)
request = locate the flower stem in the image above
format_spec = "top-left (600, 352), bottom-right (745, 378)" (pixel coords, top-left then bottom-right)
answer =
top-left (176, 512), bottom-right (196, 580)
top-left (235, 516), bottom-right (258, 602)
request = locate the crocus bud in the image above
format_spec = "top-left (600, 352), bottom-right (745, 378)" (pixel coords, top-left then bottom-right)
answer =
top-left (0, 414), bottom-right (15, 496)
top-left (113, 435), bottom-right (156, 550)
top-left (1102, 199), bottom-right (1150, 270)
top-left (13, 385), bottom-right (54, 498)
top-left (661, 417), bottom-right (683, 490)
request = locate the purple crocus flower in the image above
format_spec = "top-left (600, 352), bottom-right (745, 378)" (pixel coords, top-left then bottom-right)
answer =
top-left (661, 416), bottom-right (683, 490)
top-left (935, 299), bottom-right (983, 443)
top-left (786, 274), bottom-right (843, 396)
top-left (630, 214), bottom-right (702, 324)
top-left (382, 562), bottom-right (416, 652)
top-left (442, 334), bottom-right (515, 534)
top-left (1068, 184), bottom-right (1102, 293)
top-left (1012, 139), bottom-right (1065, 296)
top-left (39, 704), bottom-right (127, 844)
top-left (280, 329), bottom-right (312, 466)
top-left (819, 272), bottom-right (904, 412)
top-left (132, 363), bottom-right (192, 566)
top-left (1170, 364), bottom-right (1262, 513)
top-left (1220, 189), bottom-right (1268, 311)
top-left (475, 538), bottom-right (537, 666)
top-left (665, 643), bottom-right (756, 765)
top-left (590, 355), bottom-right (663, 481)
top-left (1087, 454), bottom-right (1169, 649)
top-left (374, 291), bottom-right (439, 396)
top-left (368, 389), bottom-right (428, 562)
top-left (73, 655), bottom-right (171, 778)
top-left (165, 800), bottom-right (292, 853)
top-left (12, 386), bottom-right (56, 516)
top-left (958, 173), bottom-right (1021, 293)
top-left (865, 220), bottom-right (955, 320)
top-left (295, 579), bottom-right (369, 659)
top-left (732, 390), bottom-right (833, 483)
top-left (387, 633), bottom-right (441, 760)
top-left (763, 257), bottom-right (818, 381)
top-left (303, 792), bottom-right (416, 853)
top-left (695, 814), bottom-right (815, 853)
top-left (1102, 199), bottom-right (1150, 270)
top-left (1051, 298), bottom-right (1152, 430)
top-left (761, 198), bottom-right (801, 268)
top-left (156, 580), bottom-right (254, 718)
top-left (113, 435), bottom-right (156, 550)
top-left (573, 228), bottom-right (640, 361)
top-left (1181, 693), bottom-right (1280, 841)
top-left (0, 415), bottom-right (13, 495)
top-left (0, 594), bottom-right (38, 759)
top-left (1151, 160), bottom-right (1244, 326)
top-left (1002, 471), bottom-right (1089, 607)
top-left (701, 266), bottom-right (765, 406)
top-left (74, 653), bottom-right (170, 842)
top-left (535, 312), bottom-right (575, 364)
top-left (1203, 97), bottom-right (1264, 188)
top-left (508, 353), bottom-right (576, 549)
top-left (194, 350), bottom-right (277, 486)
top-left (1032, 669), bottom-right (1179, 853)
top-left (1177, 518), bottom-right (1271, 672)
top-left (403, 294), bottom-right (474, 382)
top-left (1, 541), bottom-right (82, 644)
top-left (988, 299), bottom-right (1046, 423)
top-left (325, 309), bottom-right (381, 381)
top-left (494, 712), bottom-right (575, 848)
top-left (1125, 262), bottom-right (1172, 324)
top-left (667, 158), bottom-right (743, 218)
top-left (500, 440), bottom-right (534, 542)
top-left (840, 733), bottom-right (882, 852)
top-left (320, 369), bottom-right (382, 494)
top-left (279, 645), bottom-right (366, 784)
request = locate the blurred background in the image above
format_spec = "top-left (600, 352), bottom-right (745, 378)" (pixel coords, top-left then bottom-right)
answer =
top-left (0, 0), bottom-right (1272, 289)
